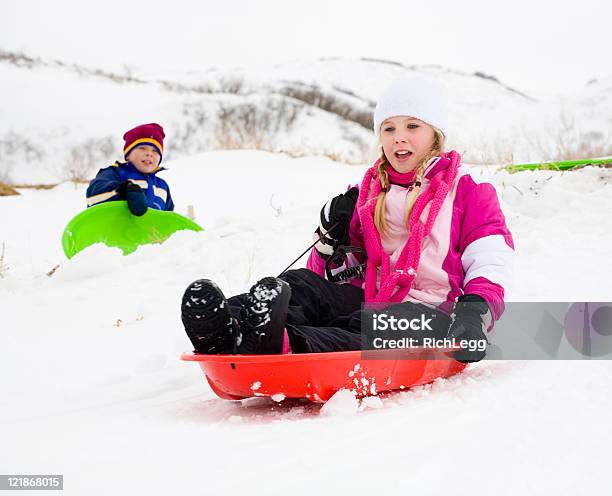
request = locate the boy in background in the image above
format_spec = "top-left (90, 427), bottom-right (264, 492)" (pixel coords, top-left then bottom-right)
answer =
top-left (86, 123), bottom-right (174, 216)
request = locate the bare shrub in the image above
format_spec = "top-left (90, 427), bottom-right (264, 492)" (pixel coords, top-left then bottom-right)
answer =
top-left (0, 49), bottom-right (39, 68)
top-left (0, 132), bottom-right (44, 161)
top-left (466, 133), bottom-right (517, 166)
top-left (277, 82), bottom-right (374, 130)
top-left (0, 132), bottom-right (45, 183)
top-left (214, 97), bottom-right (301, 150)
top-left (0, 243), bottom-right (9, 278)
top-left (61, 136), bottom-right (115, 183)
top-left (173, 95), bottom-right (370, 163)
top-left (472, 110), bottom-right (612, 167)
top-left (473, 71), bottom-right (500, 83)
top-left (65, 148), bottom-right (96, 183)
top-left (523, 111), bottom-right (612, 162)
top-left (159, 79), bottom-right (216, 94)
top-left (121, 63), bottom-right (136, 80)
top-left (335, 120), bottom-right (372, 163)
top-left (269, 194), bottom-right (282, 217)
top-left (160, 76), bottom-right (246, 96)
top-left (189, 82), bottom-right (216, 94)
top-left (218, 76), bottom-right (245, 94)
top-left (175, 106), bottom-right (208, 150)
top-left (171, 87), bottom-right (373, 164)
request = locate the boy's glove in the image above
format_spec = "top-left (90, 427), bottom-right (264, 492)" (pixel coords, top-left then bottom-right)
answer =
top-left (447, 294), bottom-right (489, 363)
top-left (117, 181), bottom-right (148, 216)
top-left (315, 187), bottom-right (359, 256)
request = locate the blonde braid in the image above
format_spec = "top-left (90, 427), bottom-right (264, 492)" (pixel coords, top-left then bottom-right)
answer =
top-left (374, 153), bottom-right (391, 238)
top-left (404, 130), bottom-right (444, 225)
top-left (403, 162), bottom-right (427, 225)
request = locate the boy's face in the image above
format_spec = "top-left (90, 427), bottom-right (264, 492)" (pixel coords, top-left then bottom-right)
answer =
top-left (127, 145), bottom-right (161, 174)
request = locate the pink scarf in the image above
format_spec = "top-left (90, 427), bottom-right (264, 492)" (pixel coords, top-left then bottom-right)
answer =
top-left (356, 151), bottom-right (460, 304)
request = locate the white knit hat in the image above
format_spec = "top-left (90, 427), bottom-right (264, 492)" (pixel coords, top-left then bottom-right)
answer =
top-left (373, 74), bottom-right (449, 140)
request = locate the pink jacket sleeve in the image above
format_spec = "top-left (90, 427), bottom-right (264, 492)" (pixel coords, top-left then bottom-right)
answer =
top-left (457, 177), bottom-right (515, 322)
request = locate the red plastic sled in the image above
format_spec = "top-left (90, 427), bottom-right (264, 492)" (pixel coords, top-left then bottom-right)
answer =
top-left (181, 349), bottom-right (467, 402)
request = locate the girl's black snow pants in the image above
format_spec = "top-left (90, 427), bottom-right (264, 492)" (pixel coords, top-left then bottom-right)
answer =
top-left (228, 268), bottom-right (451, 354)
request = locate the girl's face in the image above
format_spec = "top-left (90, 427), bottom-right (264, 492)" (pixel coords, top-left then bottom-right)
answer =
top-left (127, 145), bottom-right (161, 174)
top-left (379, 116), bottom-right (436, 173)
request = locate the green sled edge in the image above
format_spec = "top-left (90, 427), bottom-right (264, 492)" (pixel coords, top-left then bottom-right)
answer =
top-left (61, 201), bottom-right (204, 259)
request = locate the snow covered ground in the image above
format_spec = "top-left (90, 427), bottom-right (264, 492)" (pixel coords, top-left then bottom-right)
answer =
top-left (1, 151), bottom-right (612, 494)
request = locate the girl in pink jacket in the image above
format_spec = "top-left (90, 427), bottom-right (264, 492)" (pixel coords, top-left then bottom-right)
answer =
top-left (181, 75), bottom-right (515, 362)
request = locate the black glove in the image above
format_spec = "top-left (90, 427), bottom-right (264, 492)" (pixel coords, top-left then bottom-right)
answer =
top-left (316, 187), bottom-right (359, 256)
top-left (117, 181), bottom-right (148, 217)
top-left (447, 294), bottom-right (489, 363)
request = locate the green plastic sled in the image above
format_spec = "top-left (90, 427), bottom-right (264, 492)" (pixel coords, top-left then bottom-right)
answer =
top-left (504, 157), bottom-right (612, 173)
top-left (62, 201), bottom-right (203, 259)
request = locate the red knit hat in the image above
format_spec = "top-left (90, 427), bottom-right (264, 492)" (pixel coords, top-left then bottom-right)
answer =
top-left (123, 123), bottom-right (165, 162)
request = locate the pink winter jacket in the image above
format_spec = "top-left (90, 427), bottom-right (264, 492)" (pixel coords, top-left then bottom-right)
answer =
top-left (306, 154), bottom-right (515, 324)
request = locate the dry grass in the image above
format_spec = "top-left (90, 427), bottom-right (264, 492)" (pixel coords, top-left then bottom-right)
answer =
top-left (214, 98), bottom-right (301, 150)
top-left (11, 183), bottom-right (58, 190)
top-left (468, 110), bottom-right (612, 168)
top-left (0, 243), bottom-right (9, 278)
top-left (46, 264), bottom-right (60, 277)
top-left (0, 182), bottom-right (20, 196)
top-left (0, 131), bottom-right (45, 183)
top-left (58, 136), bottom-right (115, 183)
top-left (277, 82), bottom-right (374, 130)
top-left (185, 205), bottom-right (196, 221)
top-left (523, 112), bottom-right (612, 162)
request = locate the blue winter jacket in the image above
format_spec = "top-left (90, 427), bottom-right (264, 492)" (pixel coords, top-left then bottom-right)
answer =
top-left (86, 161), bottom-right (174, 211)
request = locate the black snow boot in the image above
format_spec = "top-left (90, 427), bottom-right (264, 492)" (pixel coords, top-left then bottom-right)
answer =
top-left (236, 277), bottom-right (291, 355)
top-left (181, 279), bottom-right (235, 354)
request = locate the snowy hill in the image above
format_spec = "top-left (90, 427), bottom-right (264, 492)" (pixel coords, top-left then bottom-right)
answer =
top-left (2, 50), bottom-right (611, 184)
top-left (1, 151), bottom-right (612, 494)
